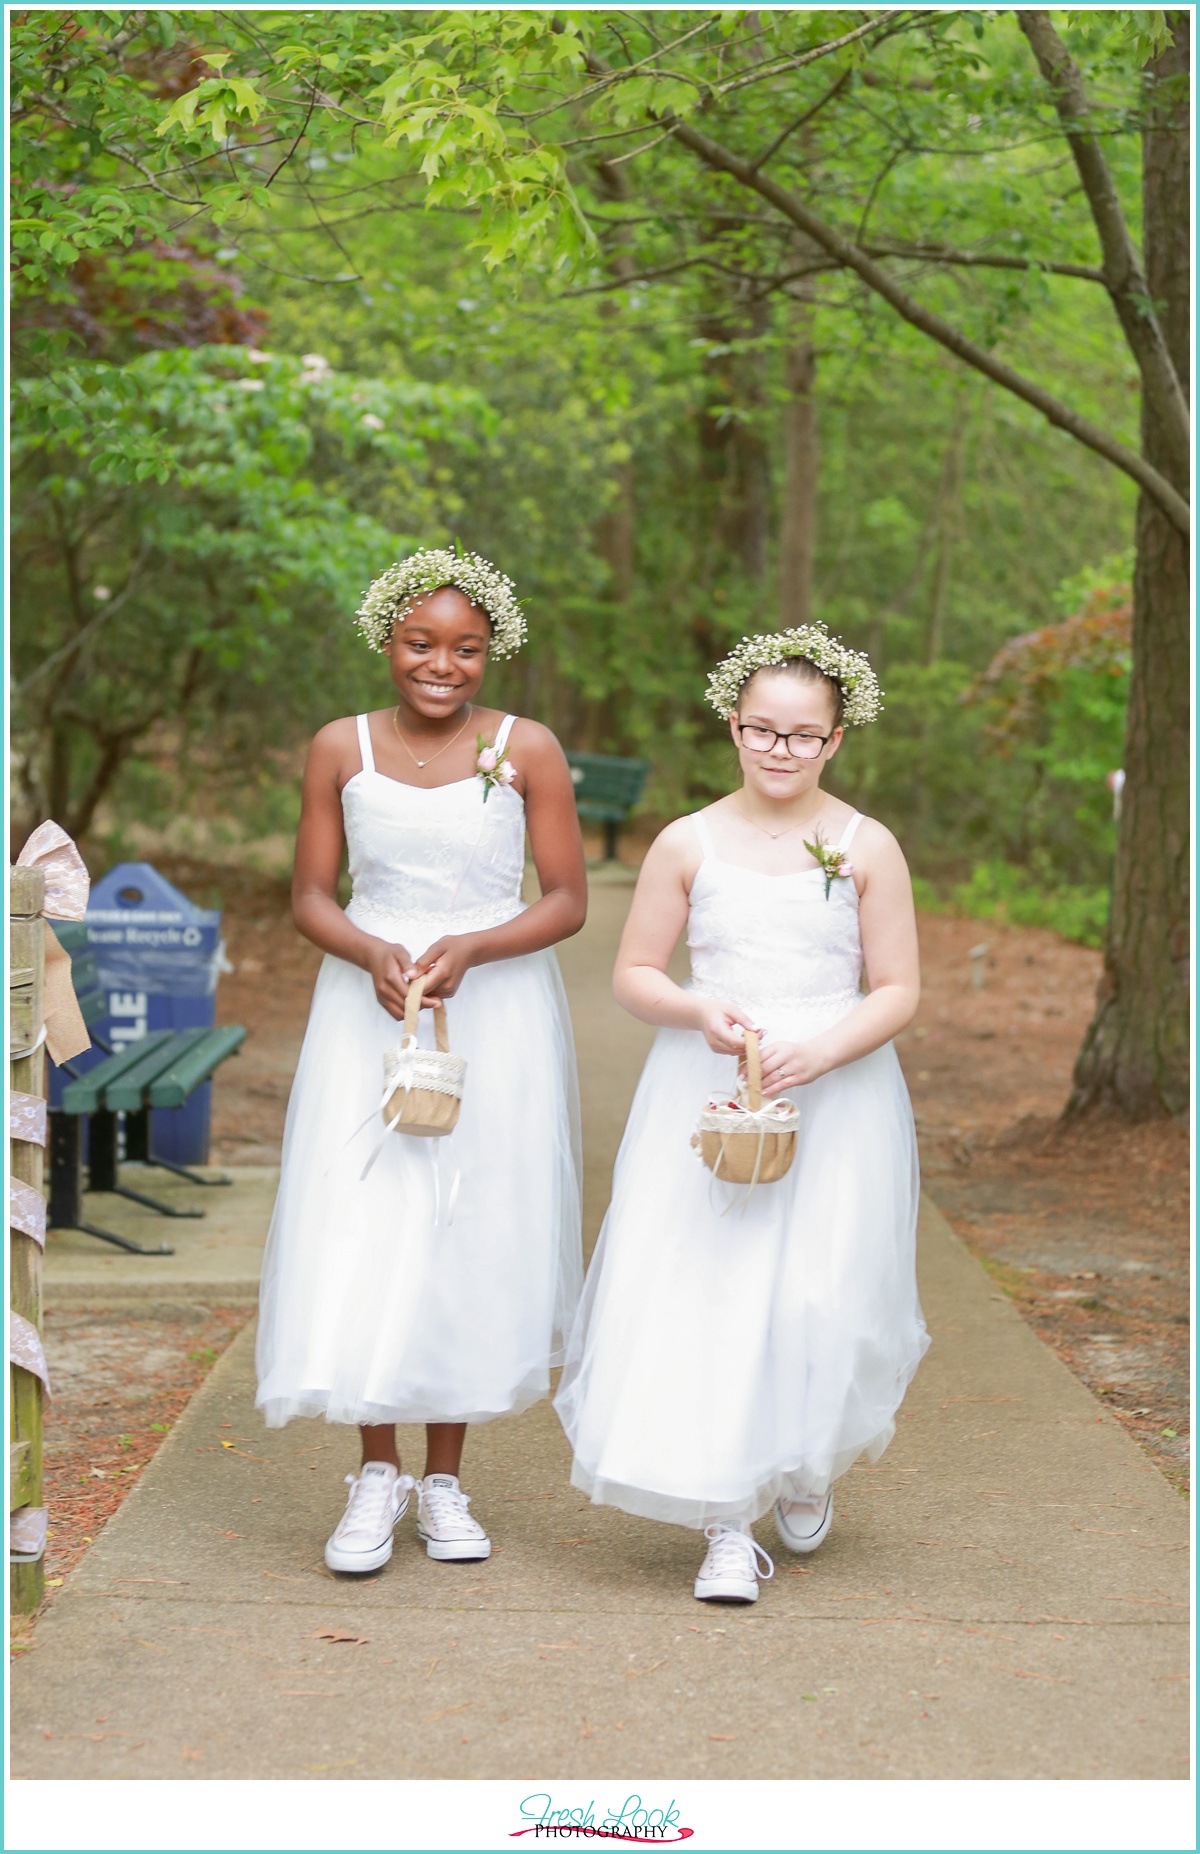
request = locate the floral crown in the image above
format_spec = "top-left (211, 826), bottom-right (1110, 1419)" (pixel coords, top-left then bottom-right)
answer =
top-left (705, 625), bottom-right (882, 726)
top-left (355, 548), bottom-right (526, 658)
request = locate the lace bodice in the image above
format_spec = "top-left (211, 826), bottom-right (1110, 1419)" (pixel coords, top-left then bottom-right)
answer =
top-left (341, 712), bottom-right (526, 942)
top-left (686, 807), bottom-right (865, 1022)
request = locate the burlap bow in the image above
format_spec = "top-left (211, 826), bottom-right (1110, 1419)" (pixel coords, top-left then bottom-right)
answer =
top-left (15, 821), bottom-right (91, 1064)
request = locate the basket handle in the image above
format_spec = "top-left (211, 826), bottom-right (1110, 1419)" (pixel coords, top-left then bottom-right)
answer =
top-left (743, 1028), bottom-right (763, 1111)
top-left (403, 973), bottom-right (450, 1052)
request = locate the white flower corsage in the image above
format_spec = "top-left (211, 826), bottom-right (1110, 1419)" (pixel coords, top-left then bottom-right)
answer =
top-left (476, 733), bottom-right (517, 802)
top-left (804, 832), bottom-right (854, 900)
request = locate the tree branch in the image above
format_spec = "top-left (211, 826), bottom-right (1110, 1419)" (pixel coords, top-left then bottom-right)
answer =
top-left (17, 539), bottom-right (151, 696)
top-left (713, 12), bottom-right (928, 102)
top-left (663, 114), bottom-right (1190, 536)
top-left (749, 69), bottom-right (853, 172)
top-left (1017, 10), bottom-right (1190, 482)
top-left (862, 240), bottom-right (1104, 282)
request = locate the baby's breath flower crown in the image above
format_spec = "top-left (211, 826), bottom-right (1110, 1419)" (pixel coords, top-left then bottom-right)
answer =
top-left (355, 548), bottom-right (526, 659)
top-left (705, 625), bottom-right (882, 726)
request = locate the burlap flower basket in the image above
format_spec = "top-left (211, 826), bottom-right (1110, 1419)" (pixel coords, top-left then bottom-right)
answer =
top-left (382, 975), bottom-right (467, 1138)
top-left (692, 1029), bottom-right (799, 1186)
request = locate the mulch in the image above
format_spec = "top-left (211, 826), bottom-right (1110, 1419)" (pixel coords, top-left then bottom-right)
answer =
top-left (39, 1307), bottom-right (251, 1586)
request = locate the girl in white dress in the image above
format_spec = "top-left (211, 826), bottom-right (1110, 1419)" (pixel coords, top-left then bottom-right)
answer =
top-left (556, 627), bottom-right (928, 1603)
top-left (256, 551), bottom-right (585, 1575)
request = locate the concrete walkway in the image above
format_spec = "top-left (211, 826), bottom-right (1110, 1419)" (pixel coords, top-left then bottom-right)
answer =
top-left (14, 883), bottom-right (1189, 1780)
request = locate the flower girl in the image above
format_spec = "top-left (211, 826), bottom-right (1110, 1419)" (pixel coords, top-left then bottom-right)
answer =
top-left (556, 627), bottom-right (928, 1603)
top-left (256, 550), bottom-right (585, 1574)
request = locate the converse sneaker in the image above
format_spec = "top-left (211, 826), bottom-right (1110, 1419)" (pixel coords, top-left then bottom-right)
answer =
top-left (324, 1462), bottom-right (415, 1574)
top-left (694, 1525), bottom-right (775, 1604)
top-left (774, 1489), bottom-right (833, 1554)
top-left (417, 1473), bottom-right (492, 1562)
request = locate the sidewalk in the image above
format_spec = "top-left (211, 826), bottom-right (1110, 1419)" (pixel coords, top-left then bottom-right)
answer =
top-left (13, 883), bottom-right (1189, 1779)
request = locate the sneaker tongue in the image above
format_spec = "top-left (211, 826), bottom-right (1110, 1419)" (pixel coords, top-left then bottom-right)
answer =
top-left (361, 1462), bottom-right (394, 1478)
top-left (426, 1473), bottom-right (458, 1489)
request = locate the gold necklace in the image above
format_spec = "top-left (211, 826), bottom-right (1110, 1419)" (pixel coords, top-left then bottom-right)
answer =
top-left (734, 799), bottom-right (829, 842)
top-left (391, 703), bottom-right (473, 770)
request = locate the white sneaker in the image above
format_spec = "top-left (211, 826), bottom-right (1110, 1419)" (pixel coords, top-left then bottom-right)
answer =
top-left (694, 1525), bottom-right (775, 1603)
top-left (417, 1473), bottom-right (492, 1562)
top-left (774, 1489), bottom-right (833, 1554)
top-left (324, 1463), bottom-right (415, 1574)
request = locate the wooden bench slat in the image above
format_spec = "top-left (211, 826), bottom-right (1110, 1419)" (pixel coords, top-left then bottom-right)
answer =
top-left (60, 1032), bottom-right (175, 1114)
top-left (146, 1026), bottom-right (246, 1108)
top-left (565, 752), bottom-right (650, 818)
top-left (104, 1028), bottom-right (211, 1111)
top-left (76, 986), bottom-right (110, 1029)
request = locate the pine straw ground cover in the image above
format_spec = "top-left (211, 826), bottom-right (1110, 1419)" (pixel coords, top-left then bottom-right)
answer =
top-left (36, 1306), bottom-right (252, 1590)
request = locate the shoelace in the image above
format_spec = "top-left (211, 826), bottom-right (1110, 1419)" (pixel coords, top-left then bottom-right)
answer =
top-left (702, 1524), bottom-right (775, 1582)
top-left (779, 1492), bottom-right (829, 1530)
top-left (339, 1470), bottom-right (414, 1537)
top-left (420, 1480), bottom-right (485, 1536)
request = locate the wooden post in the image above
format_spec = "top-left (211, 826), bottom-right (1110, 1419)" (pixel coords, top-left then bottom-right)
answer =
top-left (11, 864), bottom-right (46, 1613)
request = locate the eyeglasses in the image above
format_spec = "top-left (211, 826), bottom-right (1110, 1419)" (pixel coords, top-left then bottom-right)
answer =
top-left (734, 721), bottom-right (834, 760)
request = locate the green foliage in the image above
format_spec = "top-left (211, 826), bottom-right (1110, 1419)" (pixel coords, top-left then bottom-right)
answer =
top-left (9, 6), bottom-right (1157, 945)
top-left (11, 343), bottom-right (486, 836)
top-left (945, 859), bottom-right (1110, 948)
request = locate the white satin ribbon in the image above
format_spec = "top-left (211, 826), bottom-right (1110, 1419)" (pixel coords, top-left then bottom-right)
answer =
top-left (357, 1040), bottom-right (421, 1181)
top-left (348, 1040), bottom-right (461, 1225)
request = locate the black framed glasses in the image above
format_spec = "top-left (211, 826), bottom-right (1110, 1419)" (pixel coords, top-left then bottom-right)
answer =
top-left (734, 721), bottom-right (834, 761)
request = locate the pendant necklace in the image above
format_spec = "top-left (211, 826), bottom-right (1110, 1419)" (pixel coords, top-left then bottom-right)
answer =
top-left (734, 799), bottom-right (829, 842)
top-left (392, 703), bottom-right (473, 770)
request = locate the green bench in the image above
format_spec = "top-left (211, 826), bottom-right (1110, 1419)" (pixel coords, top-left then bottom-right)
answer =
top-left (48, 922), bottom-right (246, 1256)
top-left (566, 752), bottom-right (651, 863)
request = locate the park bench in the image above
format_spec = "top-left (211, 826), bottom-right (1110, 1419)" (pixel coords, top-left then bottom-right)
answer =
top-left (47, 921), bottom-right (246, 1256)
top-left (565, 752), bottom-right (651, 864)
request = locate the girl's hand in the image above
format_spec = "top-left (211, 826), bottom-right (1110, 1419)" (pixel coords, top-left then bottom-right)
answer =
top-left (756, 1038), bottom-right (828, 1097)
top-left (406, 933), bottom-right (477, 1003)
top-left (366, 940), bottom-right (414, 1020)
top-left (693, 997), bottom-right (758, 1055)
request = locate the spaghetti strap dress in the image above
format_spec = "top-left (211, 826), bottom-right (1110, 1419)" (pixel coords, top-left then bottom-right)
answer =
top-left (256, 714), bottom-right (583, 1430)
top-left (555, 805), bottom-right (928, 1529)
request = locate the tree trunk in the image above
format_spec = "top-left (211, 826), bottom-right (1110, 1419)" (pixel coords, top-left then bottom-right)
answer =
top-left (696, 283), bottom-right (770, 581)
top-left (926, 394), bottom-right (968, 666)
top-left (1069, 14), bottom-right (1190, 1119)
top-left (46, 723), bottom-right (72, 828)
top-left (735, 292), bottom-right (771, 580)
top-left (779, 283), bottom-right (818, 628)
top-left (581, 159), bottom-right (637, 751)
top-left (594, 159), bottom-right (637, 606)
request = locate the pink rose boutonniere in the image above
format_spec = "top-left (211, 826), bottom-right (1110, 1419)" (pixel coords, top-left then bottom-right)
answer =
top-left (476, 733), bottom-right (517, 802)
top-left (804, 831), bottom-right (854, 900)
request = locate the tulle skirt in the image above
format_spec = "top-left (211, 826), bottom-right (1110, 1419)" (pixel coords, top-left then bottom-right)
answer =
top-left (555, 1000), bottom-right (928, 1529)
top-left (256, 933), bottom-right (582, 1429)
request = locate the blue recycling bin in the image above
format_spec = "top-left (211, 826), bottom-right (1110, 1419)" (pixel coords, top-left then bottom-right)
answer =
top-left (49, 864), bottom-right (225, 1165)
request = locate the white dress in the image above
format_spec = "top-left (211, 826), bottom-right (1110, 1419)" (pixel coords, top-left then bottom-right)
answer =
top-left (256, 714), bottom-right (583, 1430)
top-left (555, 806), bottom-right (928, 1529)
